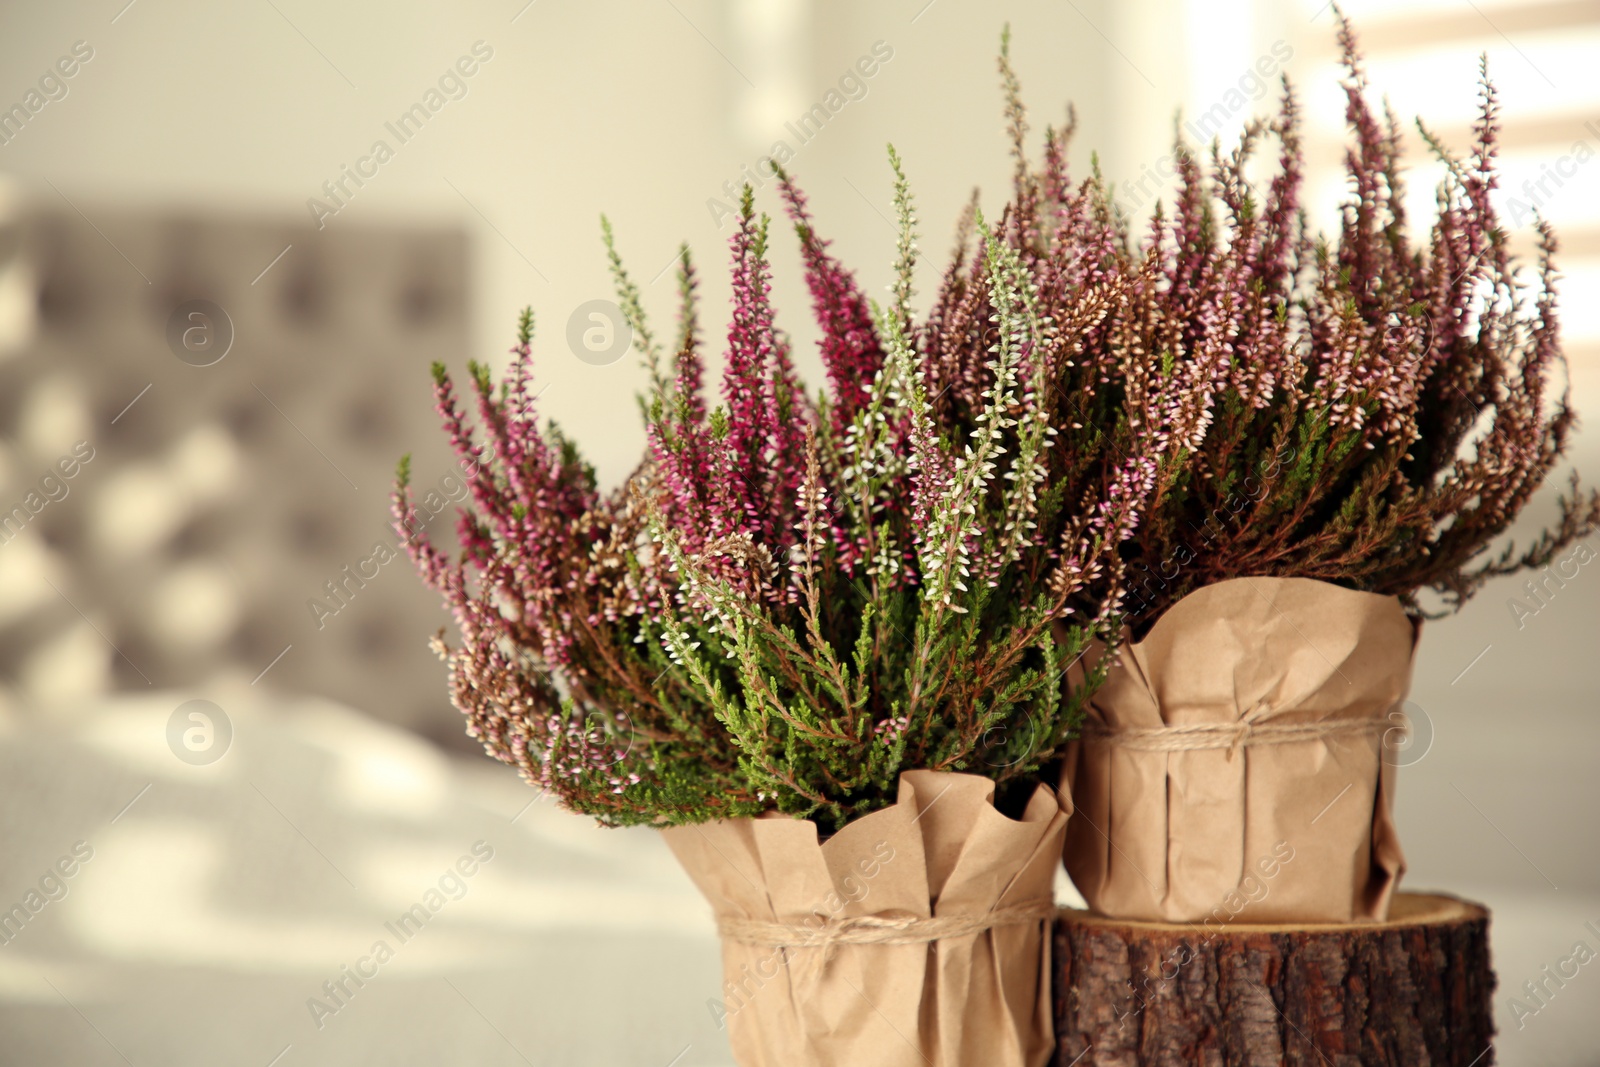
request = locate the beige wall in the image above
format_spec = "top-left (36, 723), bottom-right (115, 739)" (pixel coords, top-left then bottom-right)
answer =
top-left (0, 0), bottom-right (1125, 488)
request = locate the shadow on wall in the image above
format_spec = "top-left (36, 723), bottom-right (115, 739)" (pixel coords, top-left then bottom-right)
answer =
top-left (0, 196), bottom-right (479, 747)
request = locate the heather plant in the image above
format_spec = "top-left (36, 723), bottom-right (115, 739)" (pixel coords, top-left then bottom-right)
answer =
top-left (395, 160), bottom-right (1172, 829)
top-left (923, 17), bottom-right (1598, 634)
top-left (399, 15), bottom-right (1595, 829)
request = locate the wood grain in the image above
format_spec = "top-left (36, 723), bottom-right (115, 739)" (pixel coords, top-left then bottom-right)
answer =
top-left (1053, 892), bottom-right (1496, 1066)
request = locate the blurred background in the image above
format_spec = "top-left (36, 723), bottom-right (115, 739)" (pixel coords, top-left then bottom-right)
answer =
top-left (0, 0), bottom-right (1595, 1064)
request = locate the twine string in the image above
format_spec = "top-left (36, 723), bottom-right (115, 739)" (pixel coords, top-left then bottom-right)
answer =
top-left (1081, 715), bottom-right (1390, 758)
top-left (716, 900), bottom-right (1057, 950)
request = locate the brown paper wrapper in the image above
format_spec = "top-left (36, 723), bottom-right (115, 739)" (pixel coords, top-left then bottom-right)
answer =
top-left (662, 770), bottom-right (1069, 1067)
top-left (1063, 576), bottom-right (1416, 923)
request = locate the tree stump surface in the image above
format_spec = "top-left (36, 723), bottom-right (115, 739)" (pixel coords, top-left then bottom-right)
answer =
top-left (1052, 891), bottom-right (1495, 1067)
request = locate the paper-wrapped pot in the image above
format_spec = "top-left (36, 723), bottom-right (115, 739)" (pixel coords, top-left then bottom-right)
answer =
top-left (662, 770), bottom-right (1069, 1067)
top-left (1062, 576), bottom-right (1416, 923)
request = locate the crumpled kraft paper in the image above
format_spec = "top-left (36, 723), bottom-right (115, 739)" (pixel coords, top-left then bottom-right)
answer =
top-left (662, 770), bottom-right (1069, 1067)
top-left (1062, 576), bottom-right (1416, 923)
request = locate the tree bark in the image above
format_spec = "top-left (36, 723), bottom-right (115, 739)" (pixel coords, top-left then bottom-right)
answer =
top-left (1052, 891), bottom-right (1495, 1066)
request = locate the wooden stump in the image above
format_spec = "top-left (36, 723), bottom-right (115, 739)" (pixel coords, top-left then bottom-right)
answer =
top-left (1053, 892), bottom-right (1495, 1067)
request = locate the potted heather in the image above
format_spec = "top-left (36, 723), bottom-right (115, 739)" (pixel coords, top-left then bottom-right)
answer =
top-left (940, 18), bottom-right (1597, 924)
top-left (394, 143), bottom-right (1183, 1061)
top-left (394, 15), bottom-right (1597, 1059)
